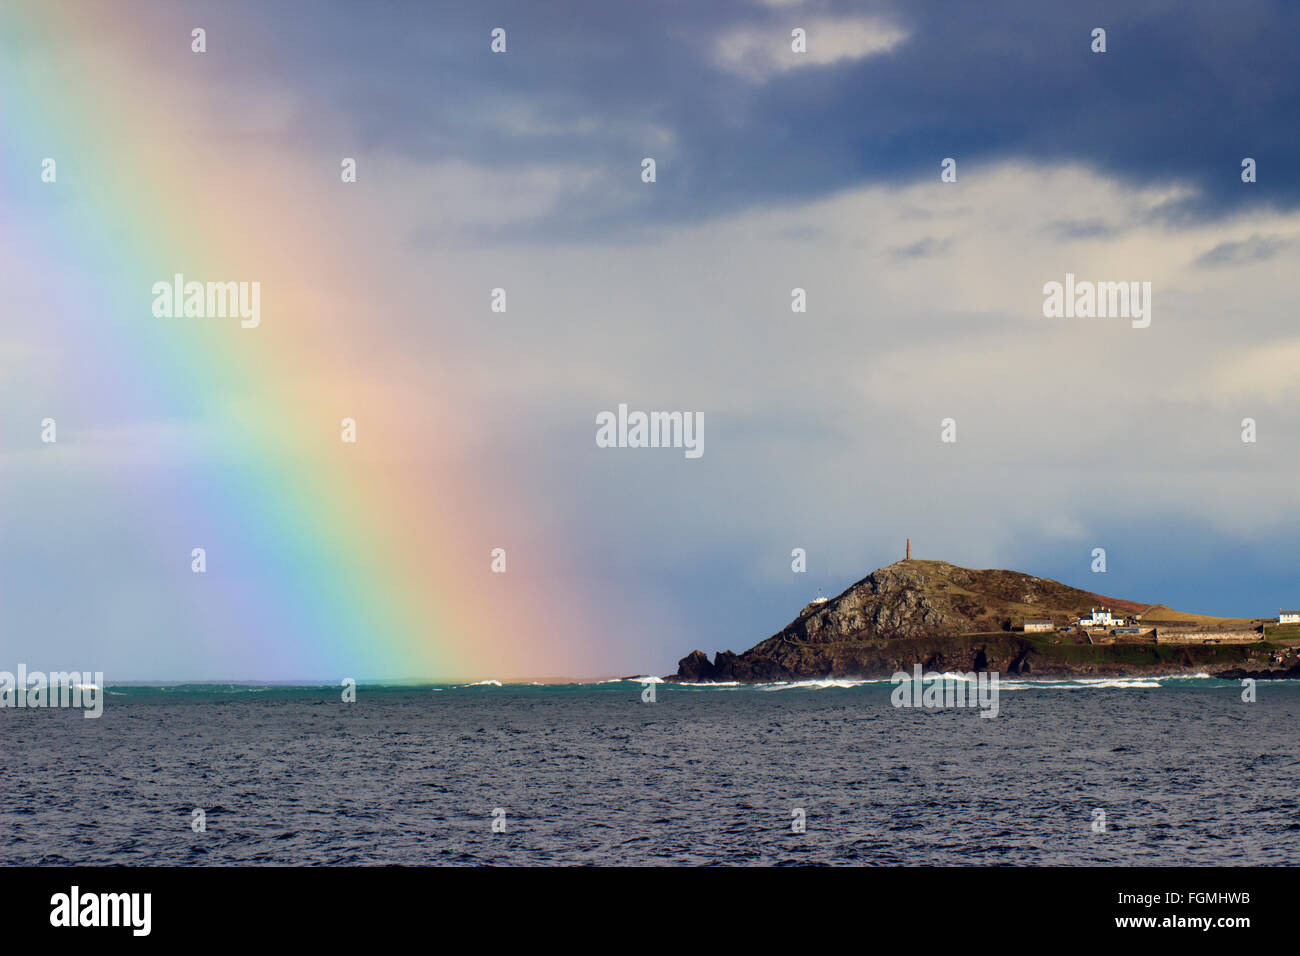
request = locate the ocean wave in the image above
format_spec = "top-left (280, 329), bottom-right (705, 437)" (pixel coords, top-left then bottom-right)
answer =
top-left (892, 671), bottom-right (987, 683)
top-left (1000, 678), bottom-right (1166, 691)
top-left (757, 679), bottom-right (883, 691)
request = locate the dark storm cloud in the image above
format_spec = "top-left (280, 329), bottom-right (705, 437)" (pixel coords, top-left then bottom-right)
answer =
top-left (194, 0), bottom-right (1300, 235)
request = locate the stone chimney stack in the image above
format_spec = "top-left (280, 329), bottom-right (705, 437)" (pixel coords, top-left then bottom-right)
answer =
top-left (906, 538), bottom-right (911, 561)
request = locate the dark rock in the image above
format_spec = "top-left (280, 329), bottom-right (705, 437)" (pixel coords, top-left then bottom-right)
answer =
top-left (674, 650), bottom-right (716, 682)
top-left (1217, 662), bottom-right (1300, 681)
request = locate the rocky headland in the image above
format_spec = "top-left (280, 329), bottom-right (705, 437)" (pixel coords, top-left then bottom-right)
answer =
top-left (669, 559), bottom-right (1289, 682)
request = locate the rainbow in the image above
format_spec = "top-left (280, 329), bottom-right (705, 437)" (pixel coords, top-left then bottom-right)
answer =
top-left (1, 3), bottom-right (591, 679)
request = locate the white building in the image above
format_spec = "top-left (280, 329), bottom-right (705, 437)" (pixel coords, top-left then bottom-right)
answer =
top-left (1280, 610), bottom-right (1300, 624)
top-left (1023, 620), bottom-right (1054, 633)
top-left (1078, 607), bottom-right (1120, 627)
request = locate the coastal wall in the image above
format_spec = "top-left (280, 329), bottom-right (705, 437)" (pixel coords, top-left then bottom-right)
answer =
top-left (1155, 630), bottom-right (1260, 645)
top-left (1086, 628), bottom-right (1154, 644)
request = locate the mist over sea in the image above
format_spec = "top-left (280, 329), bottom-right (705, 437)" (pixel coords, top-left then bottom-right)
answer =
top-left (3, 678), bottom-right (1298, 865)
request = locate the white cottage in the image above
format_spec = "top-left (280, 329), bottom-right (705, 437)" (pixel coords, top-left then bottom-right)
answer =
top-left (1078, 607), bottom-right (1120, 627)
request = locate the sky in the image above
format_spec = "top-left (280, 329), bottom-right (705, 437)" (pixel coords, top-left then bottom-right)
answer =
top-left (2, 0), bottom-right (1299, 681)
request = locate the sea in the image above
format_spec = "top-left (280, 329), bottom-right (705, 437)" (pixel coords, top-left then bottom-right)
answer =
top-left (3, 676), bottom-right (1298, 865)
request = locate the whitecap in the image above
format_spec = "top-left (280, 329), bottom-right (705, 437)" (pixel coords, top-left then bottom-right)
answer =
top-left (757, 678), bottom-right (873, 691)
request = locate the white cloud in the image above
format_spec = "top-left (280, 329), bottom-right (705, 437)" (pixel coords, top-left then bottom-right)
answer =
top-left (411, 160), bottom-right (1300, 558)
top-left (1197, 338), bottom-right (1300, 406)
top-left (716, 17), bottom-right (909, 81)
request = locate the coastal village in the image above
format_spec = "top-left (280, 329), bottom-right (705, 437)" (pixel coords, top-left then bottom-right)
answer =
top-left (1019, 606), bottom-right (1299, 643)
top-left (1018, 604), bottom-right (1300, 667)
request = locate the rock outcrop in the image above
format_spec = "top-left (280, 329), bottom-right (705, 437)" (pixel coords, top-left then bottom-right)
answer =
top-left (1216, 661), bottom-right (1300, 681)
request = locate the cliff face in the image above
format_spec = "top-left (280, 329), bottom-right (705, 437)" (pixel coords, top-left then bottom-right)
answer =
top-left (674, 635), bottom-right (1040, 683)
top-left (669, 559), bottom-right (1216, 682)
